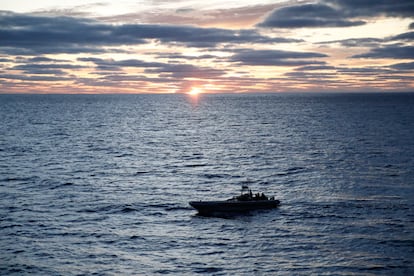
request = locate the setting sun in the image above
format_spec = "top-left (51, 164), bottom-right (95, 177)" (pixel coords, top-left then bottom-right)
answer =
top-left (188, 87), bottom-right (202, 96)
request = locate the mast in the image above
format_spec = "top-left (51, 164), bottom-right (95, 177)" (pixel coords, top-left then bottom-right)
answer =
top-left (241, 185), bottom-right (249, 195)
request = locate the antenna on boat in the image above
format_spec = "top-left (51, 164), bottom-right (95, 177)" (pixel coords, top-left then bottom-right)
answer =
top-left (241, 185), bottom-right (249, 195)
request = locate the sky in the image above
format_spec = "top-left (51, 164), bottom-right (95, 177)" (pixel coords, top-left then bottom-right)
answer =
top-left (0, 0), bottom-right (413, 94)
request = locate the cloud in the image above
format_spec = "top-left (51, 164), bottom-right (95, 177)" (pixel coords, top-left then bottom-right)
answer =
top-left (230, 49), bottom-right (328, 66)
top-left (98, 3), bottom-right (285, 28)
top-left (145, 64), bottom-right (226, 79)
top-left (154, 53), bottom-right (220, 61)
top-left (317, 30), bottom-right (414, 48)
top-left (114, 25), bottom-right (298, 47)
top-left (0, 11), bottom-right (299, 55)
top-left (336, 66), bottom-right (392, 75)
top-left (284, 71), bottom-right (338, 79)
top-left (258, 0), bottom-right (414, 28)
top-left (2, 53), bottom-right (225, 88)
top-left (0, 73), bottom-right (70, 82)
top-left (31, 2), bottom-right (108, 18)
top-left (79, 57), bottom-right (225, 80)
top-left (0, 11), bottom-right (145, 55)
top-left (352, 45), bottom-right (414, 59)
top-left (3, 58), bottom-right (84, 76)
top-left (116, 25), bottom-right (300, 47)
top-left (318, 38), bottom-right (383, 48)
top-left (257, 3), bottom-right (365, 28)
top-left (390, 31), bottom-right (414, 41)
top-left (12, 63), bottom-right (83, 70)
top-left (295, 65), bottom-right (336, 71)
top-left (328, 0), bottom-right (414, 18)
top-left (0, 58), bottom-right (13, 63)
top-left (199, 4), bottom-right (286, 28)
top-left (9, 63), bottom-right (82, 77)
top-left (78, 58), bottom-right (165, 71)
top-left (24, 57), bottom-right (69, 63)
top-left (390, 61), bottom-right (414, 70)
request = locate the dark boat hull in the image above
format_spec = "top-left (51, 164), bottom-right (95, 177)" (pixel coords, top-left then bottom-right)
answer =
top-left (189, 200), bottom-right (280, 216)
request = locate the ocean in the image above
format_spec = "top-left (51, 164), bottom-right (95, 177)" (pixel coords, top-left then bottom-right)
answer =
top-left (1, 93), bottom-right (413, 275)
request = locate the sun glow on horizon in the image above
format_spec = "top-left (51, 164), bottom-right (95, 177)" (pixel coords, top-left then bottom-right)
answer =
top-left (188, 87), bottom-right (203, 96)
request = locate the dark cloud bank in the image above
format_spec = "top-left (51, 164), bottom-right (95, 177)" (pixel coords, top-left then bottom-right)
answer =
top-left (0, 10), bottom-right (299, 56)
top-left (258, 0), bottom-right (414, 28)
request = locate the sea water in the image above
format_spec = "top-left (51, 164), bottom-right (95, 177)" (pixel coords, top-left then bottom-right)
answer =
top-left (1, 93), bottom-right (413, 275)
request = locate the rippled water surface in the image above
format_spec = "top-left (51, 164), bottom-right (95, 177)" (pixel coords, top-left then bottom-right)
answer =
top-left (1, 93), bottom-right (414, 275)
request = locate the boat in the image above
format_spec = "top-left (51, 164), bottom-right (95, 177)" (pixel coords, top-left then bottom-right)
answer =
top-left (189, 185), bottom-right (280, 216)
